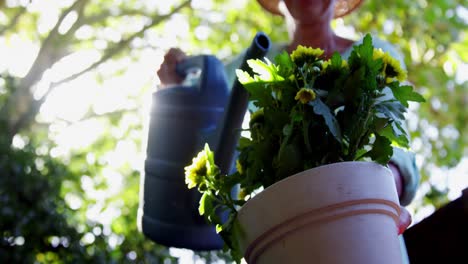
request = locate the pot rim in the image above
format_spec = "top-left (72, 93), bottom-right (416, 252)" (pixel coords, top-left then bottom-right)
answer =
top-left (238, 161), bottom-right (392, 215)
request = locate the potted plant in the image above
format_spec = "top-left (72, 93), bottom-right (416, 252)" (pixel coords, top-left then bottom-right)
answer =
top-left (184, 34), bottom-right (424, 263)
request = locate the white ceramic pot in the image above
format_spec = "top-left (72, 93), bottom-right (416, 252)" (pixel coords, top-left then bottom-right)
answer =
top-left (236, 161), bottom-right (402, 264)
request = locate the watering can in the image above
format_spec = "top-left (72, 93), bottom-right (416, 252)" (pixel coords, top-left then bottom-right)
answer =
top-left (138, 32), bottom-right (271, 250)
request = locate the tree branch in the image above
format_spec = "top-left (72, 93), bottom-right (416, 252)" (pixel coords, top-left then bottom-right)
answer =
top-left (45, 0), bottom-right (89, 43)
top-left (0, 0), bottom-right (88, 113)
top-left (59, 0), bottom-right (89, 38)
top-left (44, 0), bottom-right (192, 94)
top-left (64, 6), bottom-right (150, 44)
top-left (23, 0), bottom-right (89, 87)
top-left (81, 8), bottom-right (154, 26)
top-left (8, 0), bottom-right (192, 138)
top-left (1, 0), bottom-right (90, 141)
top-left (80, 107), bottom-right (140, 123)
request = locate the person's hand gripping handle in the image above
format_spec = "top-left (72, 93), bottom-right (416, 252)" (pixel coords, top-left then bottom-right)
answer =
top-left (156, 48), bottom-right (187, 89)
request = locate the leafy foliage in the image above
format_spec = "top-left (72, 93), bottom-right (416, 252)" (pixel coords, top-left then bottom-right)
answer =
top-left (185, 35), bottom-right (424, 263)
top-left (0, 118), bottom-right (175, 262)
top-left (345, 0), bottom-right (467, 212)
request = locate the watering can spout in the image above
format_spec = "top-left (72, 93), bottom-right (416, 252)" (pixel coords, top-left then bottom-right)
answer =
top-left (138, 32), bottom-right (271, 250)
top-left (215, 32), bottom-right (271, 174)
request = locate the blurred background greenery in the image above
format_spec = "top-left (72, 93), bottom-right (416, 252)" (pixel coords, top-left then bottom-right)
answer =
top-left (0, 0), bottom-right (466, 262)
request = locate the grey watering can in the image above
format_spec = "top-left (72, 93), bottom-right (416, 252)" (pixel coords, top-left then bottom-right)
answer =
top-left (138, 32), bottom-right (271, 250)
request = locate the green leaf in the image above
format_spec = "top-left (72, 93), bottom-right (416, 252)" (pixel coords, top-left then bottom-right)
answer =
top-left (246, 58), bottom-right (283, 82)
top-left (359, 34), bottom-right (374, 62)
top-left (204, 143), bottom-right (216, 173)
top-left (310, 98), bottom-right (342, 141)
top-left (275, 143), bottom-right (302, 180)
top-left (375, 99), bottom-right (406, 121)
top-left (388, 82), bottom-right (426, 107)
top-left (366, 134), bottom-right (393, 164)
top-left (330, 52), bottom-right (343, 68)
top-left (291, 111), bottom-right (303, 122)
top-left (226, 219), bottom-right (244, 264)
top-left (274, 51), bottom-right (294, 77)
top-left (236, 69), bottom-right (255, 84)
top-left (215, 223), bottom-right (223, 233)
top-left (349, 34), bottom-right (373, 67)
top-left (343, 66), bottom-right (365, 103)
top-left (238, 137), bottom-right (252, 149)
top-left (198, 192), bottom-right (212, 216)
top-left (379, 122), bottom-right (410, 148)
top-left (241, 81), bottom-right (274, 108)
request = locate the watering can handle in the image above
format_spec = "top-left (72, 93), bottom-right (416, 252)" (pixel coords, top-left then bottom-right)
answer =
top-left (175, 55), bottom-right (205, 78)
top-left (175, 55), bottom-right (228, 100)
top-left (175, 55), bottom-right (205, 90)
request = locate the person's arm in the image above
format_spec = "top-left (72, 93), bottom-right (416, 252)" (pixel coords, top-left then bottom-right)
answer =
top-left (390, 148), bottom-right (420, 206)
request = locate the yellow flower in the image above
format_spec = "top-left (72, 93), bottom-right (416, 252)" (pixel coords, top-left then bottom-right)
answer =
top-left (295, 88), bottom-right (316, 104)
top-left (384, 55), bottom-right (407, 82)
top-left (322, 59), bottom-right (347, 71)
top-left (184, 149), bottom-right (208, 189)
top-left (322, 59), bottom-right (331, 70)
top-left (373, 48), bottom-right (407, 82)
top-left (236, 160), bottom-right (244, 175)
top-left (373, 48), bottom-right (386, 60)
top-left (291, 45), bottom-right (324, 64)
top-left (238, 188), bottom-right (248, 200)
top-left (341, 60), bottom-right (348, 68)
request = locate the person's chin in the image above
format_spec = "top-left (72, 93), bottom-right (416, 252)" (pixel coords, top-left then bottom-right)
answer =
top-left (295, 13), bottom-right (328, 24)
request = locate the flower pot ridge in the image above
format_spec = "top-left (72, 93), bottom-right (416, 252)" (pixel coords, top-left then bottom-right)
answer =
top-left (236, 161), bottom-right (402, 264)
